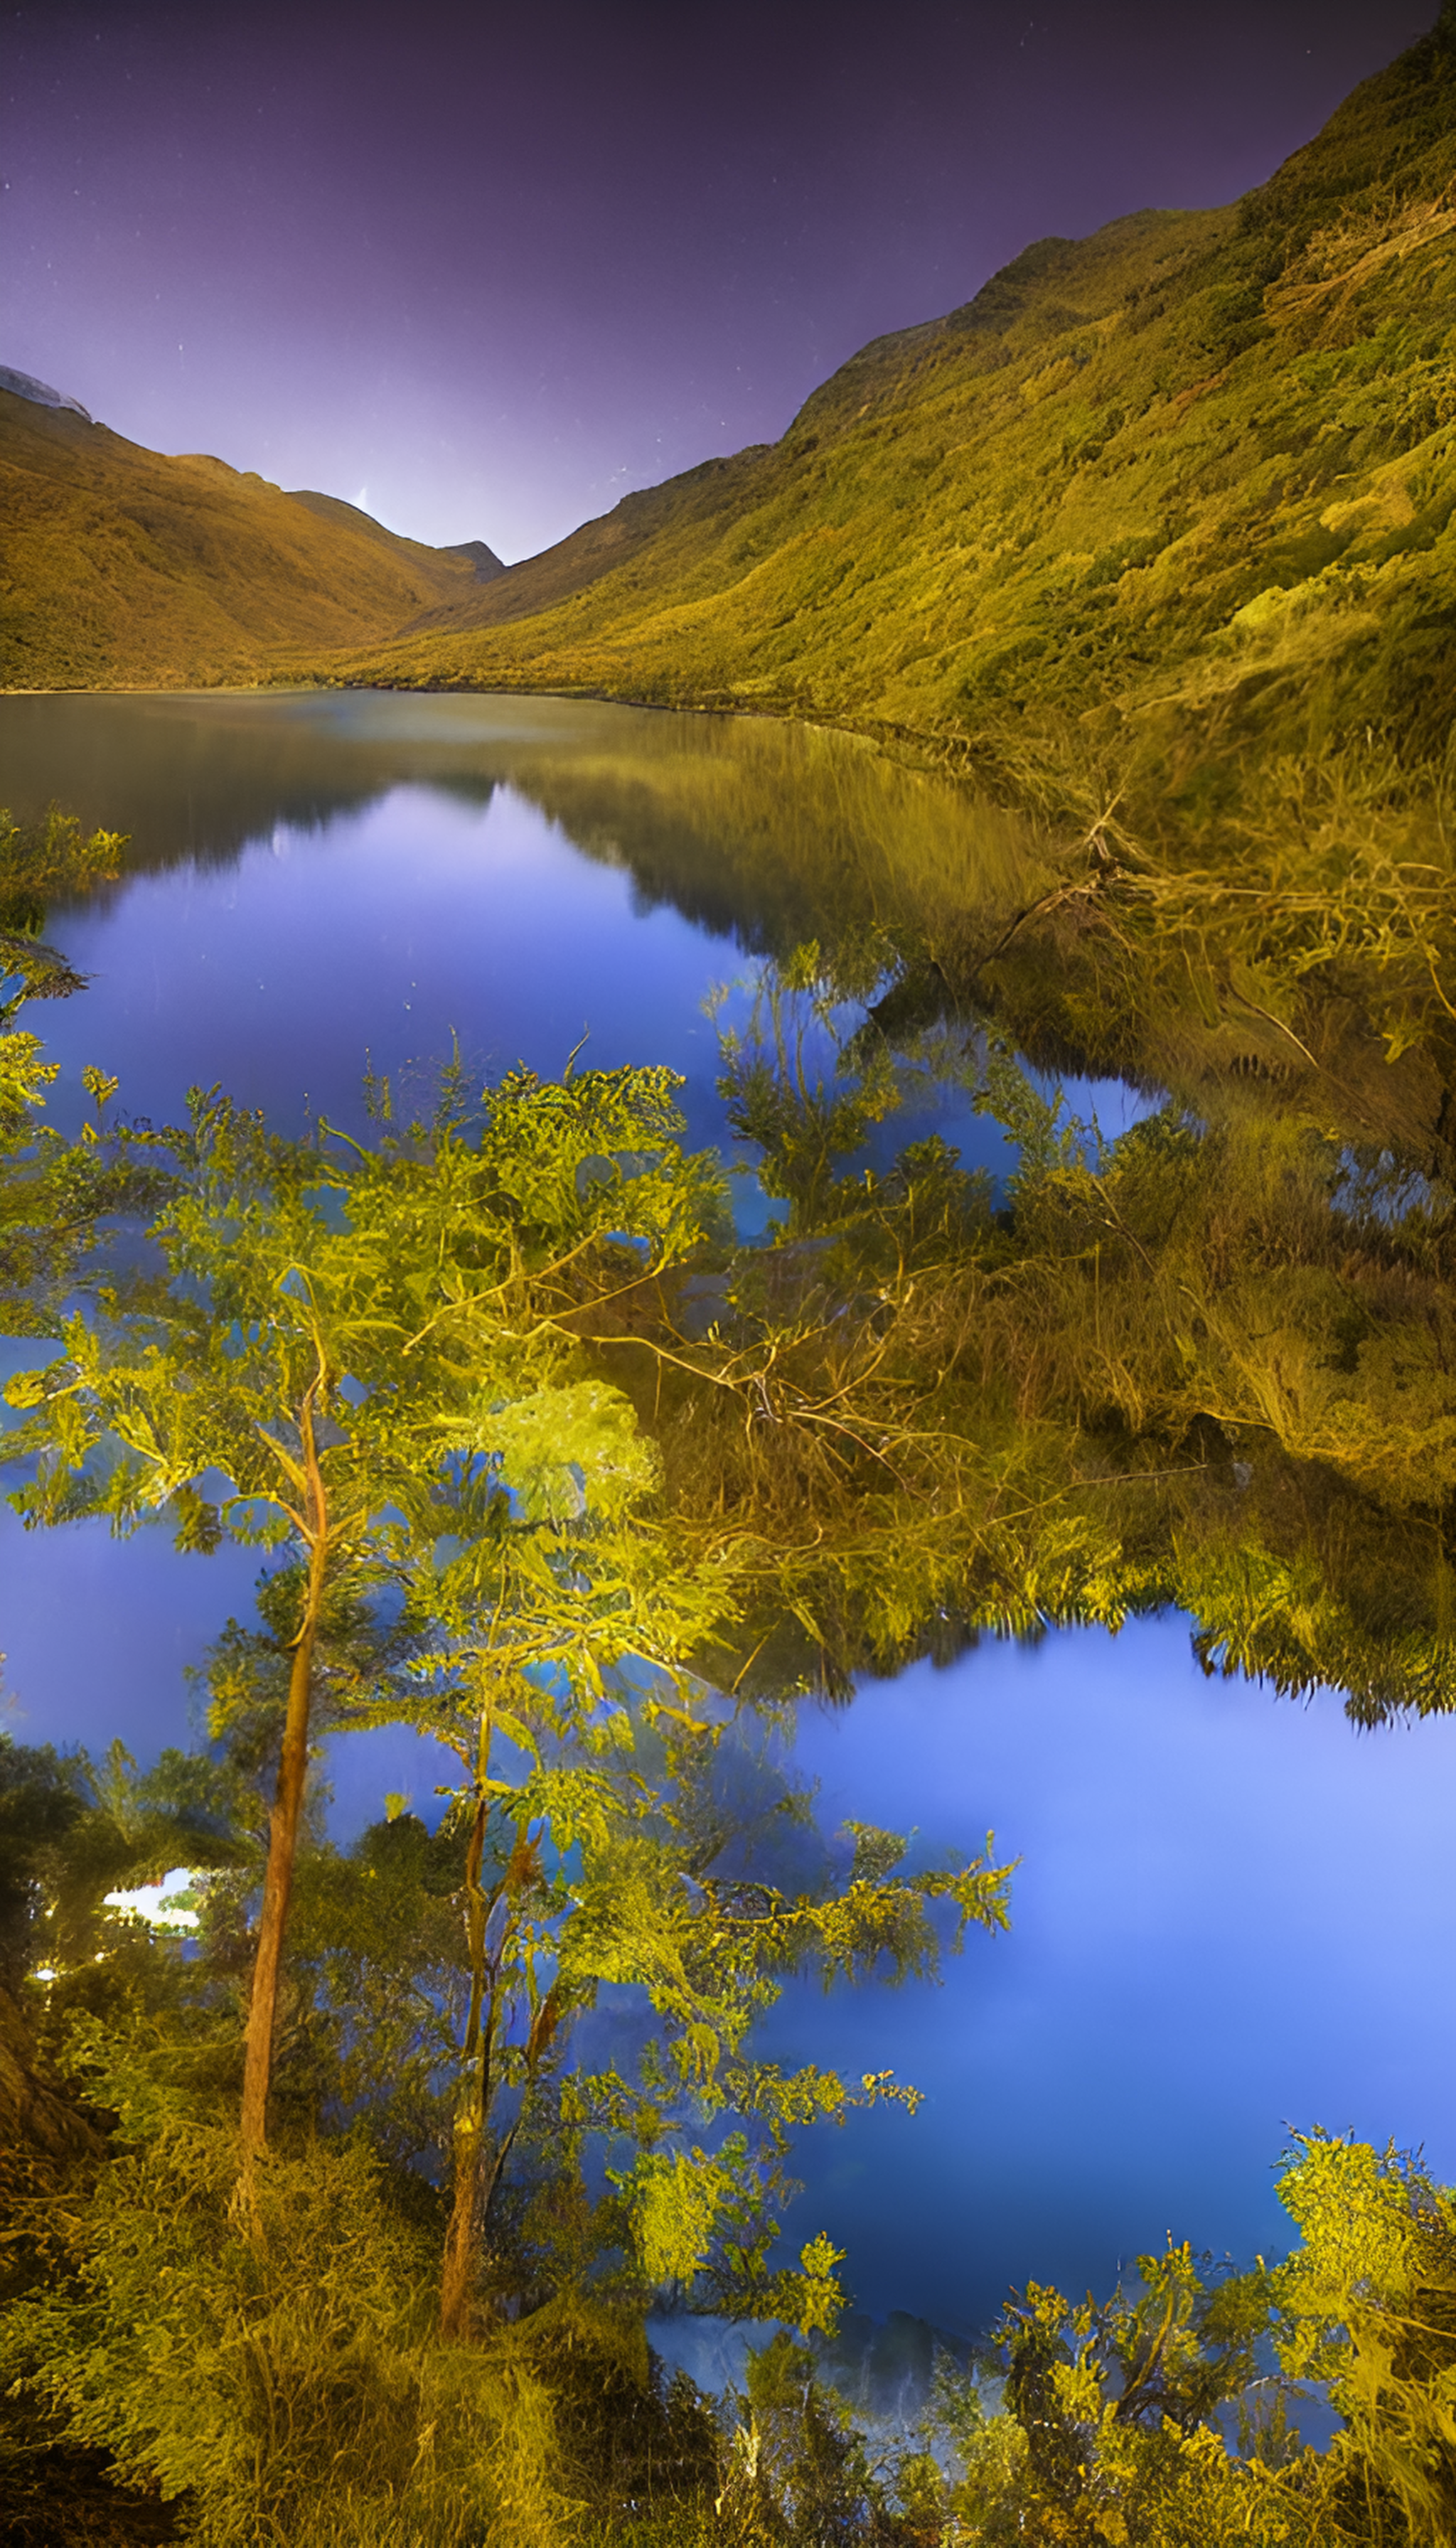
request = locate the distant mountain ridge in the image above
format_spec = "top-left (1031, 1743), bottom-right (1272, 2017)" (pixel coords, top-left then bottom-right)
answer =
top-left (284, 488), bottom-right (506, 584)
top-left (0, 393), bottom-right (501, 687)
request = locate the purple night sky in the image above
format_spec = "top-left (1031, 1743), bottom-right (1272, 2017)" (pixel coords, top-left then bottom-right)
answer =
top-left (1, 1), bottom-right (1434, 561)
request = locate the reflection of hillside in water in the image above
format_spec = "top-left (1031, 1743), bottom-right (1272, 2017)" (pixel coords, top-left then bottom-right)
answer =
top-left (4, 692), bottom-right (402, 869)
top-left (0, 690), bottom-right (1050, 969)
top-left (488, 727), bottom-right (1046, 967)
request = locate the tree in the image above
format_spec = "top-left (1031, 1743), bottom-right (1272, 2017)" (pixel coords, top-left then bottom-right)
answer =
top-left (0, 1620), bottom-right (1015, 2542)
top-left (276, 1609), bottom-right (1013, 2343)
top-left (0, 805), bottom-right (150, 1332)
top-left (4, 1059), bottom-right (728, 2155)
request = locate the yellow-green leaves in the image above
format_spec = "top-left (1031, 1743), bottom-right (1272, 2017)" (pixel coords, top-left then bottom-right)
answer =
top-left (0, 806), bottom-right (125, 908)
top-left (1271, 2134), bottom-right (1456, 2543)
top-left (844, 1821), bottom-right (906, 1885)
top-left (1278, 2136), bottom-right (1428, 2311)
top-left (1274, 2132), bottom-right (1455, 2395)
top-left (621, 2146), bottom-right (729, 2287)
top-left (5, 1061), bottom-right (727, 1573)
top-left (788, 2232), bottom-right (847, 2338)
top-left (3, 1357), bottom-right (60, 1413)
top-left (616, 2146), bottom-right (847, 2338)
top-left (0, 1029), bottom-right (58, 1122)
top-left (454, 1379), bottom-right (659, 1523)
top-left (464, 1059), bottom-right (729, 1274)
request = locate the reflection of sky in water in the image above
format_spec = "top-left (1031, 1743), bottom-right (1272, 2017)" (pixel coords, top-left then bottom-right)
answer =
top-left (39, 786), bottom-right (735, 1151)
top-left (6, 719), bottom-right (1452, 2343)
top-left (765, 1625), bottom-right (1456, 2332)
top-left (36, 779), bottom-right (1143, 1191)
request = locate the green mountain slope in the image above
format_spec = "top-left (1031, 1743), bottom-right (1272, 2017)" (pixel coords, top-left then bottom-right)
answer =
top-left (0, 394), bottom-right (493, 687)
top-left (345, 9), bottom-right (1456, 783)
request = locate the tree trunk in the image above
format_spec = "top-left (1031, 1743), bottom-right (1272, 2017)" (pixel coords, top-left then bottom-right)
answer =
top-left (440, 1781), bottom-right (491, 2339)
top-left (239, 1393), bottom-right (331, 2159)
top-left (439, 2107), bottom-right (486, 2342)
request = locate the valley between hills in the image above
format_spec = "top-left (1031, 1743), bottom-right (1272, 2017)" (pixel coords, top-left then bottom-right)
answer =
top-left (4, 9), bottom-right (1455, 813)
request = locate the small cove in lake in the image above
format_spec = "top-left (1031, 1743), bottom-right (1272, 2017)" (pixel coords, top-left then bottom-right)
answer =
top-left (3, 688), bottom-right (1452, 2348)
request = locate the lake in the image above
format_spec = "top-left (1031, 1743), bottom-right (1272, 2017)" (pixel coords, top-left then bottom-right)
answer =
top-left (4, 687), bottom-right (1453, 2354)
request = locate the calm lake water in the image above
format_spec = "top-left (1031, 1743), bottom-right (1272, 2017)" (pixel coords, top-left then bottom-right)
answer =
top-left (4, 690), bottom-right (1453, 2347)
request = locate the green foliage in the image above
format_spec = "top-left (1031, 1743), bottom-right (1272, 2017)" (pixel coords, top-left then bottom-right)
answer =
top-left (11, 729), bottom-right (1456, 2540)
top-left (2, 1056), bottom-right (739, 2154)
top-left (663, 943), bottom-right (1456, 1719)
top-left (4, 1058), bottom-right (722, 1552)
top-left (0, 1686), bottom-right (1013, 2542)
top-left (713, 2329), bottom-right (904, 2545)
top-left (1275, 2134), bottom-right (1456, 2543)
top-left (868, 2259), bottom-right (1327, 2545)
top-left (282, 1677), bottom-right (1010, 2335)
top-left (46, 2099), bottom-right (1456, 2548)
top-left (0, 1023), bottom-right (60, 1122)
top-left (710, 948), bottom-right (907, 1238)
top-left (0, 808), bottom-right (122, 1118)
top-left (0, 806), bottom-right (160, 1332)
top-left (884, 2133), bottom-right (1456, 2545)
top-left (985, 2242), bottom-right (1282, 2532)
top-left (0, 1733), bottom-right (245, 1996)
top-left (0, 805), bottom-right (126, 924)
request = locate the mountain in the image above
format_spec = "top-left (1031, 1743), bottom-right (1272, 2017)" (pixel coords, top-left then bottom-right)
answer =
top-left (0, 387), bottom-right (499, 688)
top-left (341, 8), bottom-right (1456, 786)
top-left (284, 488), bottom-right (506, 588)
top-left (5, 10), bottom-right (1454, 776)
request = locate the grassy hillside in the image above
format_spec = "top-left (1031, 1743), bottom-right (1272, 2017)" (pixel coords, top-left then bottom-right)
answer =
top-left (0, 397), bottom-right (491, 687)
top-left (341, 9), bottom-right (1456, 793)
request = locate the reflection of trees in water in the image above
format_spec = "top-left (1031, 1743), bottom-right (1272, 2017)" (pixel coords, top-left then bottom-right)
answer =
top-left (6, 730), bottom-right (1456, 2538)
top-left (8, 699), bottom-right (1456, 1195)
top-left (496, 719), bottom-right (1043, 968)
top-left (0, 691), bottom-right (1046, 962)
top-left (641, 948), bottom-right (1456, 1724)
top-left (1, 694), bottom-right (400, 872)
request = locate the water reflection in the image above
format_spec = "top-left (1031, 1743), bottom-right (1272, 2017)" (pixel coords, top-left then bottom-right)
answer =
top-left (0, 693), bottom-right (1056, 1752)
top-left (29, 783), bottom-right (742, 1152)
top-left (4, 690), bottom-right (1452, 2348)
top-left (766, 1620), bottom-right (1456, 2329)
top-left (6, 690), bottom-right (1089, 1177)
top-left (0, 687), bottom-right (1050, 964)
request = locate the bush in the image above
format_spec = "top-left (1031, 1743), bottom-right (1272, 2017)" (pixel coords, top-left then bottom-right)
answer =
top-left (0, 2060), bottom-right (564, 2548)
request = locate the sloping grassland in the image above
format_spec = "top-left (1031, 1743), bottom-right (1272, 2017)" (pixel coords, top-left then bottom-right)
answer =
top-left (0, 400), bottom-right (488, 688)
top-left (343, 10), bottom-right (1456, 783)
